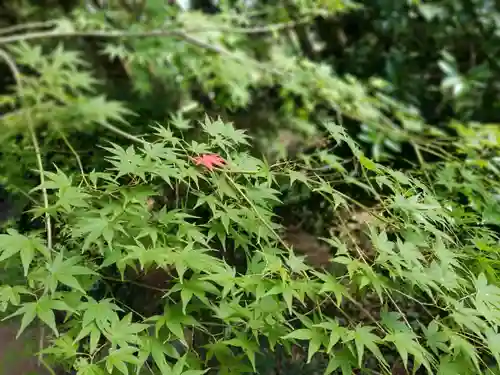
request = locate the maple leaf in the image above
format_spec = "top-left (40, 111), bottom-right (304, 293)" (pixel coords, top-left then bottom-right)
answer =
top-left (192, 154), bottom-right (226, 171)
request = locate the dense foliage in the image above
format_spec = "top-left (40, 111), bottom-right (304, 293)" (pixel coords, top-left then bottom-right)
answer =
top-left (1, 1), bottom-right (500, 375)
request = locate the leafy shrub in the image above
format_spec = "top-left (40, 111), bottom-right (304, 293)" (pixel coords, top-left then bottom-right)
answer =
top-left (0, 114), bottom-right (498, 374)
top-left (0, 0), bottom-right (436, 183)
top-left (1, 2), bottom-right (500, 375)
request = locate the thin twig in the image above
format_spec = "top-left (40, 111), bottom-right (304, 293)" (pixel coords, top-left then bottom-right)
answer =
top-left (100, 122), bottom-right (148, 145)
top-left (101, 275), bottom-right (167, 293)
top-left (0, 20), bottom-right (302, 74)
top-left (173, 30), bottom-right (247, 62)
top-left (0, 48), bottom-right (52, 369)
top-left (411, 142), bottom-right (432, 185)
top-left (224, 172), bottom-right (294, 253)
top-left (0, 19), bottom-right (309, 45)
top-left (0, 49), bottom-right (52, 249)
top-left (57, 129), bottom-right (89, 187)
top-left (37, 351), bottom-right (57, 375)
top-left (0, 21), bottom-right (56, 36)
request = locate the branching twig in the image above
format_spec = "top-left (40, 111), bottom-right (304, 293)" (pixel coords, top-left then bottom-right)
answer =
top-left (0, 23), bottom-right (276, 73)
top-left (0, 19), bottom-right (309, 45)
top-left (57, 129), bottom-right (89, 187)
top-left (0, 47), bottom-right (52, 371)
top-left (0, 26), bottom-right (269, 70)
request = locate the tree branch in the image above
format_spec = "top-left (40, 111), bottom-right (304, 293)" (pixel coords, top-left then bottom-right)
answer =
top-left (0, 19), bottom-right (310, 45)
top-left (0, 21), bottom-right (56, 36)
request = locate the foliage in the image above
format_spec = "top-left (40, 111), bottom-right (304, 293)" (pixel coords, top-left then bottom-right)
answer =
top-left (0, 0), bottom-right (440, 187)
top-left (1, 1), bottom-right (500, 375)
top-left (1, 112), bottom-right (500, 374)
top-left (325, 0), bottom-right (500, 125)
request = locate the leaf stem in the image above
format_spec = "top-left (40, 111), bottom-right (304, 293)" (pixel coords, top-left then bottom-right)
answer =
top-left (224, 172), bottom-right (291, 252)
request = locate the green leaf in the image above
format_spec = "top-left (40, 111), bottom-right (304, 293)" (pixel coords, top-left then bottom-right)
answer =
top-left (349, 326), bottom-right (387, 368)
top-left (150, 304), bottom-right (197, 346)
top-left (150, 338), bottom-right (173, 374)
top-left (4, 302), bottom-right (37, 338)
top-left (224, 332), bottom-right (259, 371)
top-left (39, 168), bottom-right (72, 190)
top-left (201, 116), bottom-right (249, 146)
top-left (288, 170), bottom-right (309, 186)
top-left (384, 331), bottom-right (422, 370)
top-left (104, 313), bottom-right (149, 347)
top-left (423, 320), bottom-right (449, 355)
top-left (37, 303), bottom-right (58, 336)
top-left (180, 288), bottom-right (194, 314)
top-left (437, 356), bottom-right (470, 375)
top-left (358, 154), bottom-right (380, 172)
top-left (316, 272), bottom-right (347, 306)
top-left (105, 346), bottom-right (139, 375)
top-left (75, 361), bottom-right (106, 375)
top-left (448, 332), bottom-right (480, 372)
top-left (0, 229), bottom-right (50, 275)
top-left (172, 354), bottom-right (187, 375)
top-left (307, 329), bottom-right (323, 363)
top-left (380, 311), bottom-right (409, 333)
top-left (215, 176), bottom-right (238, 200)
top-left (324, 348), bottom-right (355, 375)
top-left (47, 254), bottom-right (97, 293)
top-left (313, 319), bottom-right (345, 353)
top-left (0, 285), bottom-right (30, 311)
top-left (80, 298), bottom-right (121, 331)
top-left (89, 324), bottom-right (101, 354)
top-left (59, 186), bottom-right (91, 209)
top-left (283, 329), bottom-right (313, 340)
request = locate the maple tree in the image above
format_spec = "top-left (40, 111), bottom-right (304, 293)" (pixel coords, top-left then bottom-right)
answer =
top-left (0, 1), bottom-right (500, 375)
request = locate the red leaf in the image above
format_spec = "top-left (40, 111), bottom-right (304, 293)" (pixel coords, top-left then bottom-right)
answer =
top-left (192, 153), bottom-right (226, 171)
